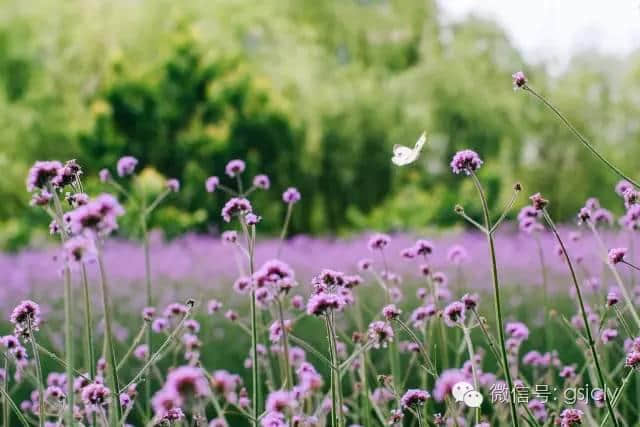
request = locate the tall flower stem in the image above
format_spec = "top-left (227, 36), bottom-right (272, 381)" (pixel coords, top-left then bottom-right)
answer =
top-left (49, 187), bottom-right (75, 426)
top-left (275, 297), bottom-right (293, 388)
top-left (524, 85), bottom-right (639, 188)
top-left (542, 210), bottom-right (619, 427)
top-left (277, 203), bottom-right (294, 258)
top-left (80, 265), bottom-right (96, 380)
top-left (141, 209), bottom-right (153, 419)
top-left (534, 235), bottom-right (552, 348)
top-left (462, 326), bottom-right (480, 425)
top-left (588, 223), bottom-right (640, 330)
top-left (28, 321), bottom-right (44, 427)
top-left (95, 242), bottom-right (122, 424)
top-left (2, 358), bottom-right (8, 427)
top-left (325, 314), bottom-right (342, 427)
top-left (240, 218), bottom-right (259, 426)
top-left (469, 172), bottom-right (519, 427)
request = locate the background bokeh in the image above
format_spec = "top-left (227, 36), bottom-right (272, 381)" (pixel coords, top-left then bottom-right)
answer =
top-left (2, 0), bottom-right (639, 249)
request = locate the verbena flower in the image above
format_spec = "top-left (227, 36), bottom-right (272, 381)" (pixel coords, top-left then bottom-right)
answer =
top-left (65, 193), bottom-right (124, 236)
top-left (265, 390), bottom-right (297, 413)
top-left (447, 245), bottom-right (469, 264)
top-left (367, 321), bottom-right (394, 348)
top-left (306, 292), bottom-right (341, 316)
top-left (600, 328), bottom-right (618, 344)
top-left (245, 213), bottom-right (261, 225)
top-left (625, 351), bottom-right (640, 370)
top-left (10, 300), bottom-right (41, 333)
top-left (282, 187), bottom-right (301, 204)
top-left (221, 197), bottom-right (252, 222)
top-left (608, 247), bottom-right (627, 265)
top-left (615, 179), bottom-right (633, 196)
top-left (530, 193), bottom-right (549, 211)
top-left (461, 293), bottom-right (479, 310)
top-left (99, 169), bottom-right (111, 183)
top-left (400, 389), bottom-right (430, 408)
top-left (26, 161), bottom-right (63, 192)
top-left (164, 366), bottom-right (210, 400)
top-left (443, 301), bottom-right (465, 327)
top-left (382, 304), bottom-right (401, 320)
top-left (253, 174), bottom-right (270, 189)
top-left (225, 159), bottom-right (246, 177)
top-left (368, 233), bottom-right (391, 251)
top-left (116, 156), bottom-right (138, 177)
top-left (450, 150), bottom-right (483, 175)
top-left (414, 239), bottom-right (433, 256)
top-left (52, 159), bottom-right (82, 188)
top-left (206, 176), bottom-right (220, 192)
top-left (557, 408), bottom-right (583, 427)
top-left (166, 178), bottom-right (180, 192)
top-left (512, 71), bottom-right (527, 89)
top-left (81, 383), bottom-right (110, 408)
top-left (63, 235), bottom-right (96, 265)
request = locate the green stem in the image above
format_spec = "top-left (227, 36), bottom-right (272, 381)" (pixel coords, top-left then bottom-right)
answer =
top-left (0, 383), bottom-right (28, 427)
top-left (277, 203), bottom-right (294, 258)
top-left (524, 86), bottom-right (640, 188)
top-left (462, 326), bottom-right (480, 425)
top-left (469, 171), bottom-right (519, 427)
top-left (542, 210), bottom-right (619, 427)
top-left (2, 358), bottom-right (8, 427)
top-left (325, 316), bottom-right (339, 427)
top-left (28, 322), bottom-right (44, 427)
top-left (275, 298), bottom-right (293, 388)
top-left (80, 264), bottom-right (96, 379)
top-left (117, 324), bottom-right (148, 371)
top-left (96, 243), bottom-right (122, 424)
top-left (600, 369), bottom-right (634, 427)
top-left (141, 210), bottom-right (153, 420)
top-left (49, 187), bottom-right (75, 425)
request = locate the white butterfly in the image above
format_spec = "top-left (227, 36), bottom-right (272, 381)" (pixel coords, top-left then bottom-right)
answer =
top-left (391, 131), bottom-right (427, 166)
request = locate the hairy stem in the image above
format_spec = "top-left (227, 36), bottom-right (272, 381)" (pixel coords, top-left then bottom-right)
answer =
top-left (28, 322), bottom-right (44, 427)
top-left (277, 203), bottom-right (294, 258)
top-left (80, 264), bottom-right (96, 380)
top-left (469, 171), bottom-right (519, 427)
top-left (524, 86), bottom-right (639, 188)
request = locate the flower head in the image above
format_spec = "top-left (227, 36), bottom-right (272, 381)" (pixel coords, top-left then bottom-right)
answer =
top-left (26, 161), bottom-right (62, 192)
top-left (166, 179), bottom-right (180, 192)
top-left (443, 301), bottom-right (465, 327)
top-left (282, 187), bottom-right (301, 204)
top-left (116, 156), bottom-right (138, 177)
top-left (221, 198), bottom-right (252, 222)
top-left (99, 169), bottom-right (111, 183)
top-left (530, 193), bottom-right (548, 211)
top-left (225, 160), bottom-right (246, 177)
top-left (253, 174), bottom-right (270, 190)
top-left (450, 150), bottom-right (483, 175)
top-left (368, 321), bottom-right (394, 348)
top-left (368, 233), bottom-right (391, 251)
top-left (382, 304), bottom-right (401, 320)
top-left (10, 300), bottom-right (41, 333)
top-left (400, 389), bottom-right (430, 408)
top-left (608, 248), bottom-right (627, 265)
top-left (512, 71), bottom-right (527, 89)
top-left (206, 176), bottom-right (220, 192)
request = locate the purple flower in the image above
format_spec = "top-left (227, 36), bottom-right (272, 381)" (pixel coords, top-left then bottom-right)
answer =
top-left (357, 258), bottom-right (373, 271)
top-left (606, 291), bottom-right (619, 307)
top-left (601, 328), bottom-right (618, 344)
top-left (166, 178), bottom-right (180, 192)
top-left (206, 176), bottom-right (220, 192)
top-left (30, 190), bottom-right (52, 207)
top-left (557, 408), bottom-right (583, 427)
top-left (66, 193), bottom-right (125, 236)
top-left (51, 159), bottom-right (82, 188)
top-left (528, 399), bottom-right (547, 422)
top-left (368, 321), bottom-right (394, 348)
top-left (99, 168), bottom-right (111, 183)
top-left (207, 299), bottom-right (222, 314)
top-left (253, 174), bottom-right (270, 190)
top-left (26, 161), bottom-right (62, 191)
top-left (253, 260), bottom-right (296, 293)
top-left (81, 383), bottom-right (111, 407)
top-left (608, 247), bottom-right (627, 265)
top-left (268, 320), bottom-right (292, 343)
top-left (261, 411), bottom-right (287, 427)
top-left (400, 389), bottom-right (430, 408)
top-left (382, 304), bottom-right (401, 320)
top-left (512, 71), bottom-right (527, 89)
top-left (413, 240), bottom-right (433, 256)
top-left (133, 344), bottom-right (149, 360)
top-left (506, 322), bottom-right (530, 342)
top-left (265, 390), bottom-right (297, 413)
top-left (461, 293), bottom-right (478, 310)
top-left (530, 192), bottom-right (549, 211)
top-left (626, 351), bottom-right (640, 369)
top-left (282, 187), bottom-right (301, 204)
top-left (620, 205), bottom-right (640, 230)
top-left (225, 159), bottom-right (246, 177)
top-left (306, 292), bottom-right (341, 316)
top-left (152, 318), bottom-right (169, 333)
top-left (221, 231), bottom-right (237, 244)
top-left (433, 369), bottom-right (467, 401)
top-left (151, 388), bottom-right (180, 419)
top-left (592, 208), bottom-right (613, 226)
top-left (245, 213), bottom-right (261, 225)
top-left (409, 305), bottom-right (436, 328)
top-left (142, 307), bottom-right (156, 321)
top-left (450, 150), bottom-right (483, 175)
top-left (116, 156), bottom-right (138, 177)
top-left (443, 301), bottom-right (465, 327)
top-left (447, 245), bottom-right (469, 264)
top-left (10, 300), bottom-right (41, 332)
top-left (164, 366), bottom-right (210, 400)
top-left (63, 235), bottom-right (96, 264)
top-left (616, 180), bottom-right (633, 196)
top-left (368, 233), bottom-right (391, 251)
top-left (221, 197), bottom-right (252, 222)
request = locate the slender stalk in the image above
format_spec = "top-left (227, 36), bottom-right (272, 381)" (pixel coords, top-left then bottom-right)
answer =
top-left (542, 210), bottom-right (619, 427)
top-left (524, 85), bottom-right (640, 188)
top-left (240, 218), bottom-right (260, 426)
top-left (49, 187), bottom-right (75, 425)
top-left (277, 203), bottom-right (294, 258)
top-left (395, 319), bottom-right (436, 375)
top-left (28, 321), bottom-right (44, 427)
top-left (117, 324), bottom-right (148, 371)
top-left (462, 326), bottom-right (480, 425)
top-left (621, 260), bottom-right (640, 272)
top-left (325, 316), bottom-right (339, 427)
top-left (328, 313), bottom-right (345, 426)
top-left (2, 358), bottom-right (8, 427)
top-left (534, 234), bottom-right (552, 348)
top-left (275, 298), bottom-right (293, 388)
top-left (141, 210), bottom-right (153, 420)
top-left (600, 369), bottom-right (634, 427)
top-left (80, 264), bottom-right (96, 380)
top-left (489, 186), bottom-right (520, 234)
top-left (96, 243), bottom-right (122, 424)
top-left (469, 171), bottom-right (519, 427)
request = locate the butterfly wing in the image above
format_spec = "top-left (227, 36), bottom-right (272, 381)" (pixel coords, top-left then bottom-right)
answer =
top-left (413, 131), bottom-right (427, 152)
top-left (392, 145), bottom-right (414, 166)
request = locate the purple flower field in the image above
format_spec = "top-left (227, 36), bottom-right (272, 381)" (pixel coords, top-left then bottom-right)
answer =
top-left (4, 72), bottom-right (640, 427)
